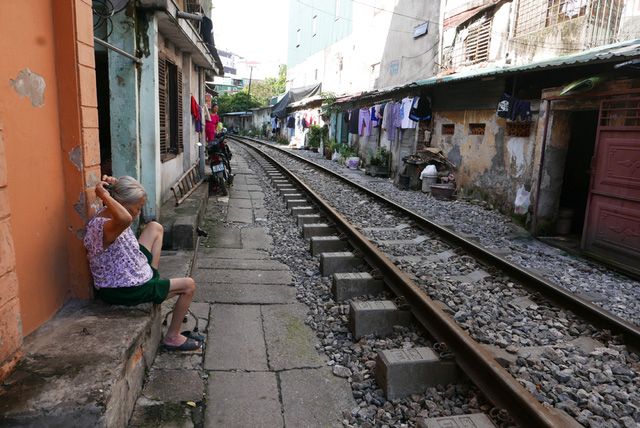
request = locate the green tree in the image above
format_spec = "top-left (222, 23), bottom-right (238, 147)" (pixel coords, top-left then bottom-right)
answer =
top-left (217, 65), bottom-right (287, 114)
top-left (246, 64), bottom-right (287, 107)
top-left (217, 91), bottom-right (260, 115)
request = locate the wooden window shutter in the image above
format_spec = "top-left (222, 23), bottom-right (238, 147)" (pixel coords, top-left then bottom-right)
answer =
top-left (158, 53), bottom-right (168, 159)
top-left (177, 67), bottom-right (183, 152)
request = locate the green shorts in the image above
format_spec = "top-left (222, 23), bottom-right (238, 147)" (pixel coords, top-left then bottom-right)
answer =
top-left (95, 245), bottom-right (171, 306)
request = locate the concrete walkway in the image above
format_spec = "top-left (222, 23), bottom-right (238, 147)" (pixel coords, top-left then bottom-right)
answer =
top-left (130, 154), bottom-right (355, 427)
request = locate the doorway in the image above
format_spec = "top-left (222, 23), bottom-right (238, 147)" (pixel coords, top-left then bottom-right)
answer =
top-left (558, 110), bottom-right (599, 235)
top-left (95, 50), bottom-right (112, 177)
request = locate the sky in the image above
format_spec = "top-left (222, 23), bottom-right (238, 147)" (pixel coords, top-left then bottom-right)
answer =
top-left (211, 0), bottom-right (290, 80)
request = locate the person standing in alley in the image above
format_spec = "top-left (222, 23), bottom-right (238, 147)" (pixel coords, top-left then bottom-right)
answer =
top-left (206, 103), bottom-right (220, 142)
top-left (84, 175), bottom-right (202, 351)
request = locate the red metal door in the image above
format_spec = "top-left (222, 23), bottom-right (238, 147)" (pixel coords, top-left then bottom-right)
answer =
top-left (582, 98), bottom-right (640, 276)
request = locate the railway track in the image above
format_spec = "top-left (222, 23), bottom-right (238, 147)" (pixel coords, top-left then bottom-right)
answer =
top-left (226, 135), bottom-right (640, 427)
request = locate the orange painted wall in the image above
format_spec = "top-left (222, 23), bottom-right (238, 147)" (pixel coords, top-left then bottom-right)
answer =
top-left (0, 0), bottom-right (97, 337)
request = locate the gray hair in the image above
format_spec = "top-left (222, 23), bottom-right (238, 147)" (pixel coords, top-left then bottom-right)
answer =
top-left (111, 176), bottom-right (146, 205)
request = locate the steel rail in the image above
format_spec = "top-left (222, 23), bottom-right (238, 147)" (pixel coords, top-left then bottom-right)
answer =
top-left (234, 138), bottom-right (565, 427)
top-left (233, 136), bottom-right (640, 353)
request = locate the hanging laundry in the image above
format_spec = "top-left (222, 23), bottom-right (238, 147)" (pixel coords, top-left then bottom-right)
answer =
top-left (287, 115), bottom-right (295, 129)
top-left (370, 106), bottom-right (379, 128)
top-left (191, 96), bottom-right (200, 122)
top-left (387, 102), bottom-right (401, 142)
top-left (381, 103), bottom-right (391, 131)
top-left (195, 105), bottom-right (203, 133)
top-left (497, 93), bottom-right (513, 118)
top-left (511, 99), bottom-right (532, 121)
top-left (400, 97), bottom-right (416, 129)
top-left (409, 96), bottom-right (432, 121)
top-left (348, 109), bottom-right (360, 134)
top-left (359, 108), bottom-right (371, 137)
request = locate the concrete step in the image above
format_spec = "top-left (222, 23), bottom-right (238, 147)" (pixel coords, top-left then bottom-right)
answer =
top-left (160, 184), bottom-right (209, 250)
top-left (0, 300), bottom-right (160, 427)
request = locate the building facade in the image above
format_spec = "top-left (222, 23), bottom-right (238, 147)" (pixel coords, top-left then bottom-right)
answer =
top-left (0, 0), bottom-right (222, 382)
top-left (0, 0), bottom-right (99, 381)
top-left (287, 0), bottom-right (441, 94)
top-left (285, 0), bottom-right (640, 277)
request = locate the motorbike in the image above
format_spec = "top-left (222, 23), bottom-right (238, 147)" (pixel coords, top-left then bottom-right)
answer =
top-left (206, 133), bottom-right (233, 196)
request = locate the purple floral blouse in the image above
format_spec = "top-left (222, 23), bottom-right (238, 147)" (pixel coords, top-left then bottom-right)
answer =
top-left (84, 207), bottom-right (153, 289)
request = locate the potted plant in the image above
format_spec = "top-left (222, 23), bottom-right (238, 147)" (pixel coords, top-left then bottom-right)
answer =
top-left (308, 124), bottom-right (322, 152)
top-left (326, 139), bottom-right (338, 159)
top-left (366, 147), bottom-right (390, 177)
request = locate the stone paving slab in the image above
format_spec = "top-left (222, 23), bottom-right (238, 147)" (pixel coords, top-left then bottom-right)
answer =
top-left (251, 198), bottom-right (265, 208)
top-left (143, 369), bottom-right (205, 402)
top-left (241, 227), bottom-right (273, 249)
top-left (280, 367), bottom-right (356, 428)
top-left (229, 190), bottom-right (251, 199)
top-left (128, 400), bottom-right (195, 428)
top-left (204, 304), bottom-right (268, 371)
top-left (229, 198), bottom-right (253, 208)
top-left (192, 268), bottom-right (292, 284)
top-left (206, 371), bottom-right (283, 427)
top-left (250, 191), bottom-right (265, 200)
top-left (197, 259), bottom-right (290, 271)
top-left (157, 250), bottom-right (192, 278)
top-left (197, 247), bottom-right (270, 260)
top-left (229, 181), bottom-right (250, 190)
top-left (246, 185), bottom-right (262, 191)
top-left (205, 227), bottom-right (241, 248)
top-left (262, 303), bottom-right (325, 371)
top-left (195, 283), bottom-right (297, 304)
top-left (151, 352), bottom-right (203, 370)
top-left (226, 206), bottom-right (253, 223)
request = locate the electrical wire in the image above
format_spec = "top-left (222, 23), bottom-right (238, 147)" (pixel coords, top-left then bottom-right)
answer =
top-left (92, 0), bottom-right (117, 39)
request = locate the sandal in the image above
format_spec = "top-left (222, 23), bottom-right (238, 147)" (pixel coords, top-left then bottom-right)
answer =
top-left (181, 330), bottom-right (205, 342)
top-left (163, 337), bottom-right (201, 352)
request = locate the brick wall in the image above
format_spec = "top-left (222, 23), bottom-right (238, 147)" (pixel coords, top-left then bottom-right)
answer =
top-left (0, 115), bottom-right (24, 383)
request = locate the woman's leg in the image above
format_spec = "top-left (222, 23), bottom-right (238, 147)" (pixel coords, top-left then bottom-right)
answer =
top-left (163, 277), bottom-right (197, 347)
top-left (138, 221), bottom-right (163, 269)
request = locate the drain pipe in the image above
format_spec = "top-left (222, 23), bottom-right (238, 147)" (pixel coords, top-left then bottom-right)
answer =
top-left (531, 99), bottom-right (552, 235)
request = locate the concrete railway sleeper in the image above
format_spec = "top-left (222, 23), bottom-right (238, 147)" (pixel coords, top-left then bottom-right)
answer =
top-left (233, 139), bottom-right (569, 427)
top-left (232, 136), bottom-right (640, 427)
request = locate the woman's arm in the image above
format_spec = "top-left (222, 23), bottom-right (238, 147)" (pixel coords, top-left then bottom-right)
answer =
top-left (95, 175), bottom-right (133, 248)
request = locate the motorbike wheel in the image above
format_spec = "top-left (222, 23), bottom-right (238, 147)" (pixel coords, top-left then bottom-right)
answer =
top-left (219, 176), bottom-right (228, 196)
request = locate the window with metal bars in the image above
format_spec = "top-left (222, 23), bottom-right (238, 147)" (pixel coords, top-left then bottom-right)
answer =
top-left (443, 16), bottom-right (493, 70)
top-left (465, 19), bottom-right (492, 64)
top-left (159, 54), bottom-right (183, 162)
top-left (469, 123), bottom-right (486, 135)
top-left (506, 122), bottom-right (533, 137)
top-left (442, 124), bottom-right (455, 135)
top-left (514, 0), bottom-right (623, 45)
top-left (599, 98), bottom-right (640, 128)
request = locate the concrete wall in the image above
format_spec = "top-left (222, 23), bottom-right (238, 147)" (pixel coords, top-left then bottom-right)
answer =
top-left (288, 0), bottom-right (441, 94)
top-left (376, 0), bottom-right (441, 88)
top-left (0, 0), bottom-right (98, 379)
top-left (430, 108), bottom-right (539, 212)
top-left (251, 107), bottom-right (272, 136)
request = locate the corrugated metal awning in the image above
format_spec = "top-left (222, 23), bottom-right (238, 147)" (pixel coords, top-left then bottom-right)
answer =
top-left (411, 39), bottom-right (640, 88)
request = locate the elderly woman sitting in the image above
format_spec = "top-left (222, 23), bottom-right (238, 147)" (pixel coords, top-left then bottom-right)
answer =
top-left (84, 175), bottom-right (201, 351)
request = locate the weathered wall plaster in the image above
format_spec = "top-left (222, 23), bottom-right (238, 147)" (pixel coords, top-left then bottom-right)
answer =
top-left (9, 68), bottom-right (46, 108)
top-left (69, 146), bottom-right (83, 171)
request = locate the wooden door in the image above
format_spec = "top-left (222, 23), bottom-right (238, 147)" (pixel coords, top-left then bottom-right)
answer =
top-left (582, 98), bottom-right (640, 276)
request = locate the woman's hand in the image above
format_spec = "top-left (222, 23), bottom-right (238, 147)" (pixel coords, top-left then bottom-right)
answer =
top-left (95, 175), bottom-right (117, 200)
top-left (102, 175), bottom-right (117, 185)
top-left (95, 180), bottom-right (109, 201)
